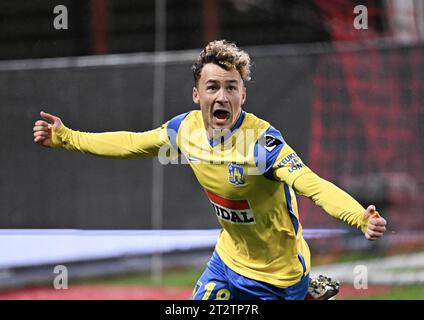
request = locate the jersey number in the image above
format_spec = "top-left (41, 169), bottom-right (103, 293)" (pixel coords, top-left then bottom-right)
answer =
top-left (202, 282), bottom-right (230, 300)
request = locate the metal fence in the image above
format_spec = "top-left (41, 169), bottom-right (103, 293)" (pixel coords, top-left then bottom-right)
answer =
top-left (1, 40), bottom-right (423, 233)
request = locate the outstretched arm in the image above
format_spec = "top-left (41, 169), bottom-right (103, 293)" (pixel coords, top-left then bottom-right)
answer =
top-left (33, 111), bottom-right (170, 159)
top-left (270, 140), bottom-right (387, 241)
top-left (292, 172), bottom-right (387, 240)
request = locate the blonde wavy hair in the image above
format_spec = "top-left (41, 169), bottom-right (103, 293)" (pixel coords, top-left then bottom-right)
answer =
top-left (192, 40), bottom-right (252, 86)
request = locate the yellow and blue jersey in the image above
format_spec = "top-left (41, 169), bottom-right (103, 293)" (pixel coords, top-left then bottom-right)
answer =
top-left (51, 109), bottom-right (370, 288)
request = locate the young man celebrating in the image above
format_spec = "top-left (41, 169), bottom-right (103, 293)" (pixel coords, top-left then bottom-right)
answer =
top-left (33, 40), bottom-right (387, 300)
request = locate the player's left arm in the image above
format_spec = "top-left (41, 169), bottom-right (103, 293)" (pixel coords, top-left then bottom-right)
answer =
top-left (272, 143), bottom-right (387, 240)
top-left (292, 172), bottom-right (387, 240)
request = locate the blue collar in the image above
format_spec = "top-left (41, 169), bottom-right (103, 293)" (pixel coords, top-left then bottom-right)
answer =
top-left (208, 110), bottom-right (246, 147)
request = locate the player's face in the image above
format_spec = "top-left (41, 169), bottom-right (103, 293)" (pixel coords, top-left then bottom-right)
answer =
top-left (193, 63), bottom-right (246, 134)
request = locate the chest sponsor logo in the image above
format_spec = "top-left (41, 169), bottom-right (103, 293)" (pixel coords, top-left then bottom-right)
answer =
top-left (205, 190), bottom-right (255, 224)
top-left (228, 163), bottom-right (245, 185)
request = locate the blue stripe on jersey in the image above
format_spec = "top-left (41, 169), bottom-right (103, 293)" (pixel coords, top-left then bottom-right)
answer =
top-left (298, 253), bottom-right (307, 275)
top-left (254, 126), bottom-right (285, 179)
top-left (284, 183), bottom-right (299, 235)
top-left (167, 111), bottom-right (190, 150)
top-left (209, 110), bottom-right (246, 147)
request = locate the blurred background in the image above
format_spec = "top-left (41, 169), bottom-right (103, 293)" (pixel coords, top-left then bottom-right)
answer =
top-left (0, 0), bottom-right (423, 299)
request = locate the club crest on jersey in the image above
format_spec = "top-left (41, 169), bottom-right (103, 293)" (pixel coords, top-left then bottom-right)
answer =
top-left (228, 163), bottom-right (245, 185)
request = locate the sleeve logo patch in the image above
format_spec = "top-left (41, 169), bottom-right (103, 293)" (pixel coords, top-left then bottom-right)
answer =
top-left (277, 152), bottom-right (305, 173)
top-left (264, 135), bottom-right (282, 152)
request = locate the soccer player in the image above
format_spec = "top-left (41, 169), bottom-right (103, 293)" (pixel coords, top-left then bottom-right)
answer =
top-left (33, 40), bottom-right (387, 300)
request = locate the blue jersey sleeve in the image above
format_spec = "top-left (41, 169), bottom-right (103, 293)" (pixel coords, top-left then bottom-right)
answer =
top-left (254, 126), bottom-right (286, 180)
top-left (166, 111), bottom-right (191, 151)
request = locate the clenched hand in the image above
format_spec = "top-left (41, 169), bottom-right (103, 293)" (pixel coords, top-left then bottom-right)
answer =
top-left (364, 205), bottom-right (387, 241)
top-left (33, 111), bottom-right (62, 147)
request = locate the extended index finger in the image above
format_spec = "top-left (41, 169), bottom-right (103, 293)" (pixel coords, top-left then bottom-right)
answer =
top-left (40, 111), bottom-right (55, 123)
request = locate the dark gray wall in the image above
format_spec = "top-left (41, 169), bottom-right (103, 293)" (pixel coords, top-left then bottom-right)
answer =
top-left (0, 53), bottom-right (316, 228)
top-left (3, 44), bottom-right (423, 229)
top-left (0, 1), bottom-right (329, 60)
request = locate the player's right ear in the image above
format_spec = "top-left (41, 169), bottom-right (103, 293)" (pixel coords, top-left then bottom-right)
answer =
top-left (192, 86), bottom-right (200, 104)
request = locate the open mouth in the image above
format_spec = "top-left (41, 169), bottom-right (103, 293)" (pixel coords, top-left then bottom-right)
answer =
top-left (213, 109), bottom-right (231, 121)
